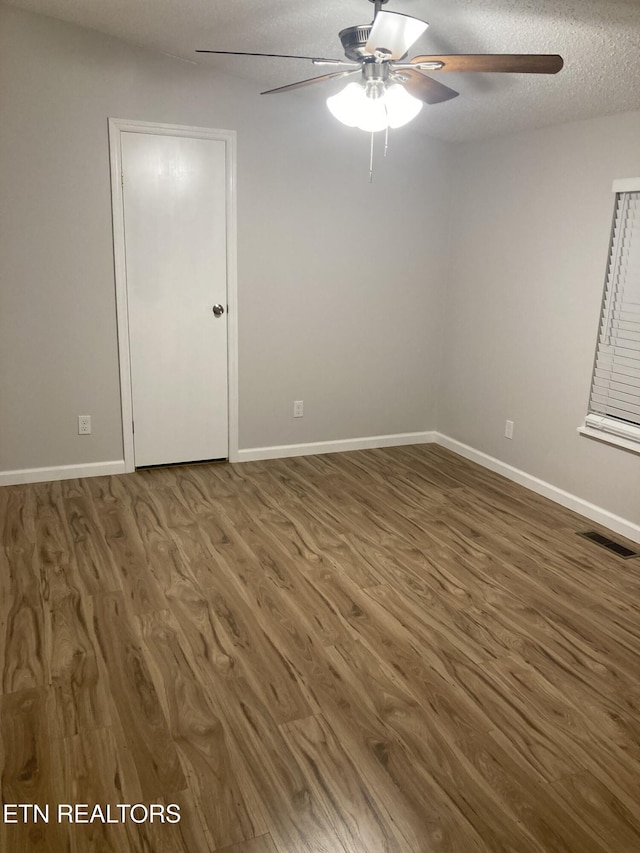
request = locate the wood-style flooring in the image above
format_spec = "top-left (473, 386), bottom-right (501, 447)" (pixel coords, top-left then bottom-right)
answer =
top-left (1, 444), bottom-right (640, 852)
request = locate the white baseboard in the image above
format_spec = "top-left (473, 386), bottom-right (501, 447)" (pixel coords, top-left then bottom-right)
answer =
top-left (435, 433), bottom-right (640, 545)
top-left (236, 431), bottom-right (437, 463)
top-left (0, 460), bottom-right (127, 487)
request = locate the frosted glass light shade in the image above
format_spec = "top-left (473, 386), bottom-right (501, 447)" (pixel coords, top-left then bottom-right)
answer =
top-left (327, 83), bottom-right (387, 132)
top-left (383, 83), bottom-right (423, 128)
top-left (356, 95), bottom-right (388, 133)
top-left (327, 81), bottom-right (423, 132)
top-left (326, 83), bottom-right (364, 128)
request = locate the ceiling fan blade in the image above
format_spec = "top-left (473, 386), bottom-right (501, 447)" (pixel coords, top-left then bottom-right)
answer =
top-left (410, 54), bottom-right (564, 74)
top-left (261, 69), bottom-right (360, 95)
top-left (399, 69), bottom-right (459, 105)
top-left (196, 49), bottom-right (347, 63)
top-left (365, 11), bottom-right (428, 60)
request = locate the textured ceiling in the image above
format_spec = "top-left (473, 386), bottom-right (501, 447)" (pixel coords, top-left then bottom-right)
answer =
top-left (5, 0), bottom-right (640, 140)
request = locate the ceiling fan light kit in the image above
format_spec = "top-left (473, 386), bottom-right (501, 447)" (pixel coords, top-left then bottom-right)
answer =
top-left (327, 77), bottom-right (423, 133)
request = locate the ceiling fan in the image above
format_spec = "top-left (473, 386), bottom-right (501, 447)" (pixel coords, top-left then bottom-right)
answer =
top-left (197, 0), bottom-right (564, 133)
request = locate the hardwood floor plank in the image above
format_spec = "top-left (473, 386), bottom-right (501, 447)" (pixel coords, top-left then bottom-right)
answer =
top-left (145, 527), bottom-right (315, 725)
top-left (2, 485), bottom-right (37, 547)
top-left (342, 581), bottom-right (487, 685)
top-left (139, 607), bottom-right (267, 848)
top-left (239, 468), bottom-right (382, 589)
top-left (2, 546), bottom-right (47, 693)
top-left (91, 593), bottom-right (186, 799)
top-left (48, 592), bottom-right (112, 737)
top-left (583, 601), bottom-right (640, 658)
top-left (281, 713), bottom-right (420, 853)
top-left (144, 500), bottom-right (226, 591)
top-left (487, 652), bottom-right (640, 767)
top-left (116, 790), bottom-right (211, 853)
top-left (0, 688), bottom-right (69, 853)
top-left (80, 478), bottom-right (167, 612)
top-left (453, 731), bottom-right (610, 853)
top-left (478, 656), bottom-right (589, 781)
top-left (317, 641), bottom-right (578, 852)
top-left (204, 584), bottom-right (314, 724)
top-left (202, 675), bottom-right (350, 853)
top-left (153, 789), bottom-right (217, 853)
top-left (551, 770), bottom-right (640, 853)
top-left (348, 445), bottom-right (465, 493)
top-left (366, 582), bottom-right (511, 664)
top-left (63, 494), bottom-right (124, 597)
top-left (157, 569), bottom-right (239, 681)
top-left (63, 725), bottom-right (140, 853)
top-left (491, 595), bottom-right (640, 700)
top-left (216, 834), bottom-right (279, 853)
top-left (265, 460), bottom-right (514, 605)
top-left (302, 643), bottom-right (537, 852)
top-left (185, 475), bottom-right (355, 647)
top-left (32, 485), bottom-right (112, 736)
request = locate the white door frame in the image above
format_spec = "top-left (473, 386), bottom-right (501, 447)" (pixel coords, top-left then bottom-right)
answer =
top-left (108, 118), bottom-right (239, 469)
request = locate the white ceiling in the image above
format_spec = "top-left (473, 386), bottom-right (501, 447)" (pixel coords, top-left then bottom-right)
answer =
top-left (6, 0), bottom-right (640, 140)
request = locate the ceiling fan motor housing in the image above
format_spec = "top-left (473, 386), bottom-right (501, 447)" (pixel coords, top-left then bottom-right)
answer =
top-left (339, 25), bottom-right (373, 61)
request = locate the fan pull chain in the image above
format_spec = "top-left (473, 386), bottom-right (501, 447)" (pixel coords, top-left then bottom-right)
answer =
top-left (369, 132), bottom-right (375, 183)
top-left (384, 125), bottom-right (389, 157)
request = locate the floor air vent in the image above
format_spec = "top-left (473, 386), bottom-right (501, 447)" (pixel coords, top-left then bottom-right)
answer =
top-left (578, 531), bottom-right (639, 559)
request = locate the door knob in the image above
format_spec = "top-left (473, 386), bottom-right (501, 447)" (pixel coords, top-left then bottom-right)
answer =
top-left (212, 304), bottom-right (225, 317)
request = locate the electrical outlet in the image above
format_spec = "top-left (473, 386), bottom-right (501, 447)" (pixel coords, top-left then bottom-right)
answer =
top-left (78, 415), bottom-right (92, 435)
top-left (505, 419), bottom-right (514, 440)
top-left (293, 400), bottom-right (304, 418)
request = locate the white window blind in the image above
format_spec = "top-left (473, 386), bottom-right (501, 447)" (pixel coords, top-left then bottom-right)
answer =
top-left (585, 186), bottom-right (640, 444)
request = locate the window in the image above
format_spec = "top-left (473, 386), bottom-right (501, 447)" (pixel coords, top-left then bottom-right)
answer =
top-left (581, 178), bottom-right (640, 453)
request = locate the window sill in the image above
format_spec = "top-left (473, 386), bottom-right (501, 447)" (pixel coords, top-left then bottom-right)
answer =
top-left (578, 419), bottom-right (640, 456)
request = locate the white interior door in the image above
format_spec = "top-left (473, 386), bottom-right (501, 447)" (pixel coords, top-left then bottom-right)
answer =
top-left (121, 131), bottom-right (228, 467)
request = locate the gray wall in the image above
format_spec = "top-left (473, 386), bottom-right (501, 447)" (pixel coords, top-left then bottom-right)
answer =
top-left (0, 5), bottom-right (451, 470)
top-left (439, 110), bottom-right (640, 526)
